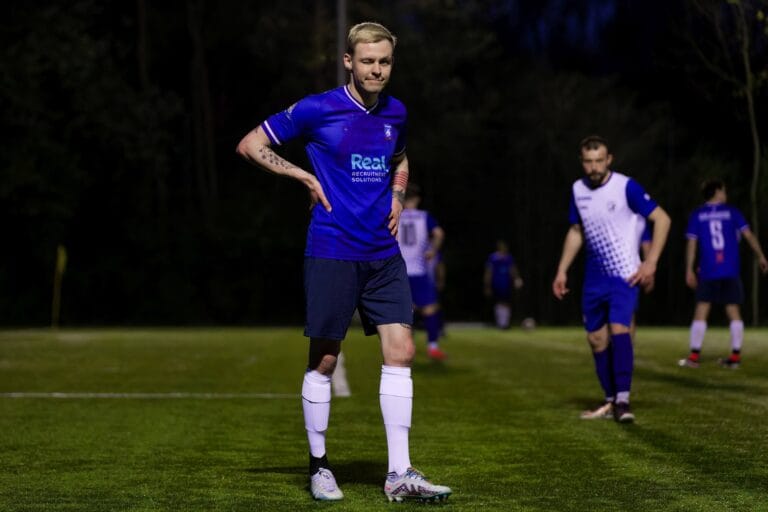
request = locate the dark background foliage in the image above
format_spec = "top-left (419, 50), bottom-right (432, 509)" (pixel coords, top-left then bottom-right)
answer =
top-left (2, 0), bottom-right (767, 326)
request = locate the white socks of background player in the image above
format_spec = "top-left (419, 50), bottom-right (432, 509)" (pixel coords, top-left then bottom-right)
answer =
top-left (380, 365), bottom-right (412, 476)
top-left (302, 370), bottom-right (331, 458)
top-left (730, 320), bottom-right (744, 352)
top-left (689, 320), bottom-right (707, 352)
top-left (494, 304), bottom-right (510, 329)
top-left (331, 351), bottom-right (351, 397)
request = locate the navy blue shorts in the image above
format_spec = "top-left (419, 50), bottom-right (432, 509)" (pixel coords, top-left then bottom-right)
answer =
top-left (492, 286), bottom-right (512, 303)
top-left (695, 277), bottom-right (743, 304)
top-left (581, 277), bottom-right (639, 333)
top-left (303, 254), bottom-right (413, 341)
top-left (408, 274), bottom-right (438, 307)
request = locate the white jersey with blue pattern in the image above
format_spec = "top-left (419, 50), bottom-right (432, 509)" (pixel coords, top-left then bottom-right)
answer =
top-left (397, 209), bottom-right (438, 277)
top-left (569, 172), bottom-right (658, 282)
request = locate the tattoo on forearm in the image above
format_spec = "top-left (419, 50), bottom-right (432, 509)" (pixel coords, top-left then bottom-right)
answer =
top-left (257, 146), bottom-right (299, 173)
top-left (393, 189), bottom-right (405, 205)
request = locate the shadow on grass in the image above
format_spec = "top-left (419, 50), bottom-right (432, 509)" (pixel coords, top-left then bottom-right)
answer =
top-left (636, 366), bottom-right (752, 393)
top-left (246, 459), bottom-right (384, 487)
top-left (411, 359), bottom-right (471, 376)
top-left (246, 465), bottom-right (304, 475)
top-left (566, 394), bottom-right (612, 411)
top-left (624, 423), bottom-right (768, 497)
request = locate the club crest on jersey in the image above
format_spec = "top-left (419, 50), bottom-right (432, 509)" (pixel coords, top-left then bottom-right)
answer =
top-left (383, 124), bottom-right (393, 140)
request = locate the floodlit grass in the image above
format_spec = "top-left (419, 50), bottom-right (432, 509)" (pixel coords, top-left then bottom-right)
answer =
top-left (1, 326), bottom-right (767, 511)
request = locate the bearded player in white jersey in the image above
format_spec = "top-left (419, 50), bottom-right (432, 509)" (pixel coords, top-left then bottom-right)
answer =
top-left (553, 135), bottom-right (671, 423)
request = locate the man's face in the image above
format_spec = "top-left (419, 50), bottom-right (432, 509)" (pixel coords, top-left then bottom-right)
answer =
top-left (344, 40), bottom-right (394, 95)
top-left (580, 145), bottom-right (613, 188)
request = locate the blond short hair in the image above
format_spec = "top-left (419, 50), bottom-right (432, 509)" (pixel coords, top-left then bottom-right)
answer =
top-left (347, 22), bottom-right (397, 54)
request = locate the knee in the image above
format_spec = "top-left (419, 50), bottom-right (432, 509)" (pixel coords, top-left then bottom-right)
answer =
top-left (587, 332), bottom-right (609, 352)
top-left (388, 337), bottom-right (416, 367)
top-left (312, 354), bottom-right (338, 376)
top-left (421, 304), bottom-right (439, 316)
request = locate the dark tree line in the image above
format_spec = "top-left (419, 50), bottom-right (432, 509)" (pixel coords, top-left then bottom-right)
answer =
top-left (1, 0), bottom-right (766, 326)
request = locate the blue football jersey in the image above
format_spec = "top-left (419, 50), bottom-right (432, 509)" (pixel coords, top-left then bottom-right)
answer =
top-left (685, 203), bottom-right (748, 279)
top-left (262, 85), bottom-right (407, 260)
top-left (486, 252), bottom-right (515, 293)
top-left (569, 172), bottom-right (658, 283)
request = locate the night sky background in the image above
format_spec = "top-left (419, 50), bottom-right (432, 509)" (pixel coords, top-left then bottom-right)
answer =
top-left (2, 0), bottom-right (767, 327)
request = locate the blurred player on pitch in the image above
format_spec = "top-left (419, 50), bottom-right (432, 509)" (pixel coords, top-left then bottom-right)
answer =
top-left (236, 22), bottom-right (451, 502)
top-left (678, 179), bottom-right (768, 369)
top-left (552, 135), bottom-right (670, 423)
top-left (397, 184), bottom-right (446, 360)
top-left (484, 240), bottom-right (524, 329)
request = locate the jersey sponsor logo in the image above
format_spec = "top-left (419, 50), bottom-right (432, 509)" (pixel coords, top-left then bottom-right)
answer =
top-left (607, 201), bottom-right (616, 212)
top-left (351, 153), bottom-right (388, 171)
top-left (350, 153), bottom-right (389, 182)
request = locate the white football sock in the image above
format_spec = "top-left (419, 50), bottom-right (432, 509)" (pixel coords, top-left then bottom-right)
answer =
top-left (689, 320), bottom-right (707, 351)
top-left (380, 365), bottom-right (412, 476)
top-left (616, 391), bottom-right (630, 404)
top-left (729, 320), bottom-right (744, 352)
top-left (302, 370), bottom-right (331, 458)
top-left (495, 304), bottom-right (510, 328)
top-left (331, 351), bottom-right (351, 397)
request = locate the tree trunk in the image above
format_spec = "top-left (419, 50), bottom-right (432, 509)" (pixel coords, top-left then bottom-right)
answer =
top-left (734, 1), bottom-right (762, 325)
top-left (187, 0), bottom-right (218, 223)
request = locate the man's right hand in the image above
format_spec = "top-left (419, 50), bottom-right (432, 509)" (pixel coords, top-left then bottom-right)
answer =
top-left (685, 269), bottom-right (698, 290)
top-left (552, 272), bottom-right (569, 300)
top-left (304, 174), bottom-right (331, 212)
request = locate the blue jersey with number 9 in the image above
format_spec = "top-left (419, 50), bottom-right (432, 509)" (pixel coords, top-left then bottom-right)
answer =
top-left (685, 203), bottom-right (748, 280)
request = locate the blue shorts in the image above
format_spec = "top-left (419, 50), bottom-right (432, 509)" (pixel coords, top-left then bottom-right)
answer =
top-left (303, 255), bottom-right (413, 341)
top-left (492, 286), bottom-right (512, 303)
top-left (695, 277), bottom-right (743, 304)
top-left (581, 277), bottom-right (639, 333)
top-left (408, 274), bottom-right (438, 308)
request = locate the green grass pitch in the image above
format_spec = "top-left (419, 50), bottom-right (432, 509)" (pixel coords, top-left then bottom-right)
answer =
top-left (1, 326), bottom-right (767, 511)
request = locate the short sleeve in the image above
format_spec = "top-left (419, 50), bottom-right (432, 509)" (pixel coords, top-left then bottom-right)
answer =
top-left (732, 207), bottom-right (749, 232)
top-left (626, 179), bottom-right (658, 217)
top-left (394, 119), bottom-right (407, 156)
top-left (568, 190), bottom-right (581, 225)
top-left (260, 95), bottom-right (321, 146)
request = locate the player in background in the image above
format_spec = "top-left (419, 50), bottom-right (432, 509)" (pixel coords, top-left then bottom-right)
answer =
top-left (484, 240), bottom-right (524, 329)
top-left (678, 179), bottom-right (768, 369)
top-left (427, 249), bottom-right (446, 335)
top-left (330, 351), bottom-right (351, 397)
top-left (552, 135), bottom-right (670, 423)
top-left (236, 22), bottom-right (451, 502)
top-left (397, 184), bottom-right (447, 360)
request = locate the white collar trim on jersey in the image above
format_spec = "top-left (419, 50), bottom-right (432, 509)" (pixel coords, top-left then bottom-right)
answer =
top-left (344, 85), bottom-right (378, 113)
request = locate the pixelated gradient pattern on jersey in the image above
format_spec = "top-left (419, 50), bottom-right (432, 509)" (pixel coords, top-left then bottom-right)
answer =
top-left (582, 217), bottom-right (637, 279)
